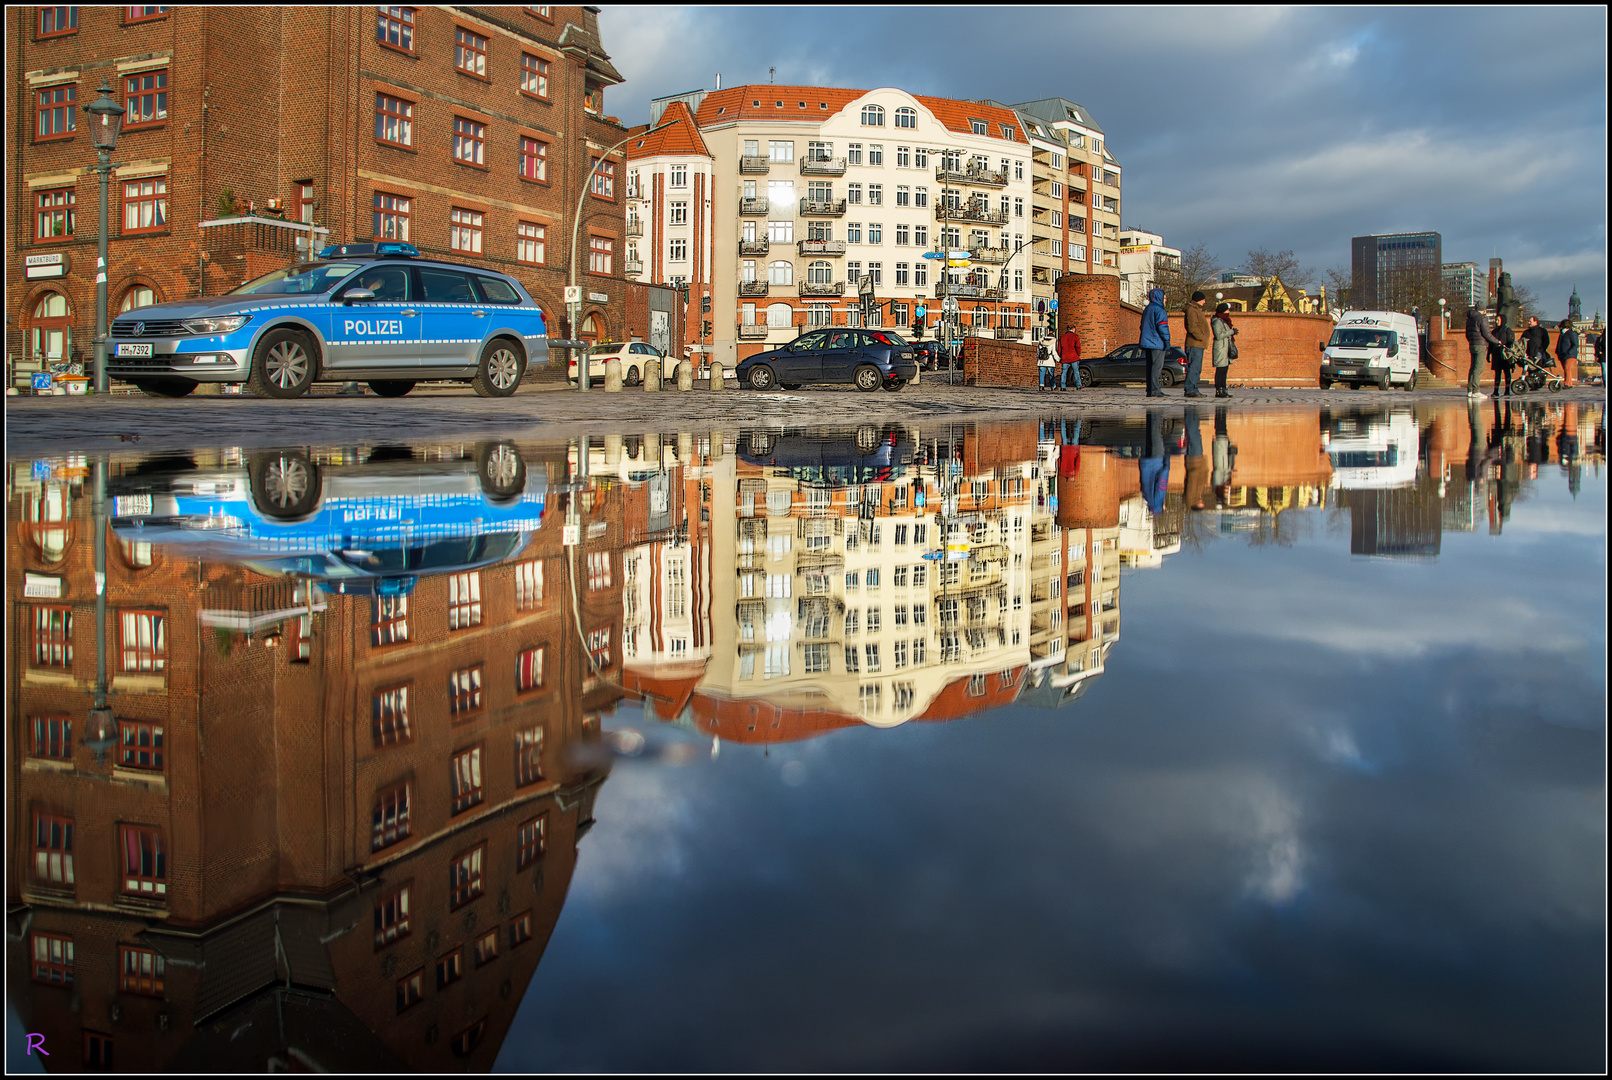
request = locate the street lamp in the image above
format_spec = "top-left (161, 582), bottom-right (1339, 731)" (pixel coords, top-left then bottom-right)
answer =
top-left (83, 84), bottom-right (124, 394)
top-left (1438, 297), bottom-right (1448, 335)
top-left (569, 119), bottom-right (674, 392)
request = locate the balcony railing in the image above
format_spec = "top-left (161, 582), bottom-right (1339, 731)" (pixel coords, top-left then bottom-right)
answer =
top-left (797, 239), bottom-right (846, 256)
top-left (968, 246), bottom-right (1010, 264)
top-left (994, 326), bottom-right (1024, 340)
top-left (799, 281), bottom-right (845, 298)
top-left (740, 155), bottom-right (770, 174)
top-left (799, 156), bottom-right (847, 176)
top-left (738, 281), bottom-right (770, 298)
top-left (740, 197), bottom-right (768, 216)
top-left (799, 198), bottom-right (847, 218)
top-left (935, 164), bottom-right (1009, 188)
top-left (934, 281), bottom-right (1005, 300)
top-left (739, 239), bottom-right (770, 256)
top-left (937, 203), bottom-right (1009, 226)
top-left (626, 219), bottom-right (644, 237)
top-left (624, 259), bottom-right (644, 276)
top-left (738, 323), bottom-right (771, 339)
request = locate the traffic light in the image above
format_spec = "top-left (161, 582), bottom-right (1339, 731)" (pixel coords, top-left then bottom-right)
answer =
top-left (700, 295), bottom-right (711, 314)
top-left (911, 320), bottom-right (924, 339)
top-left (701, 320), bottom-right (712, 337)
top-left (1046, 311), bottom-right (1058, 334)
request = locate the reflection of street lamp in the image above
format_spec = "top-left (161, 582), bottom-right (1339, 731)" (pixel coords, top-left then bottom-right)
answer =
top-left (83, 84), bottom-right (124, 394)
top-left (87, 456), bottom-right (117, 764)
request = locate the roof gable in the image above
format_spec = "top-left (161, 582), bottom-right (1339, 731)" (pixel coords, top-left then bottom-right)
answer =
top-left (626, 99), bottom-right (711, 159)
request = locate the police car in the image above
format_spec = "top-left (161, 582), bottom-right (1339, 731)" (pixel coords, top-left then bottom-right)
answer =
top-left (106, 242), bottom-right (547, 399)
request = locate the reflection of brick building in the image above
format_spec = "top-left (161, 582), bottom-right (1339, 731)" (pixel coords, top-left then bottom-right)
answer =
top-left (6, 448), bottom-right (623, 1070)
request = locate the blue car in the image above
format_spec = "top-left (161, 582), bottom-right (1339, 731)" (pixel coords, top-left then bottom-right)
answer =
top-left (106, 242), bottom-right (547, 400)
top-left (736, 328), bottom-right (919, 392)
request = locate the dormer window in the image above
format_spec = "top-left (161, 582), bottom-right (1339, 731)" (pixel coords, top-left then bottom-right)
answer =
top-left (969, 119), bottom-right (987, 136)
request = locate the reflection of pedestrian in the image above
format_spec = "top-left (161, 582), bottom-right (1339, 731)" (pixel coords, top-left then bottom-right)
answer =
top-left (1140, 409), bottom-right (1169, 514)
top-left (1182, 291), bottom-right (1210, 397)
top-left (1212, 406), bottom-right (1235, 506)
top-left (1489, 400), bottom-right (1521, 532)
top-left (1557, 413), bottom-right (1582, 499)
top-left (1464, 306), bottom-right (1500, 398)
top-left (1183, 405), bottom-right (1208, 509)
top-left (1210, 303), bottom-right (1237, 398)
top-left (1555, 320), bottom-right (1578, 387)
top-left (1140, 288), bottom-right (1170, 397)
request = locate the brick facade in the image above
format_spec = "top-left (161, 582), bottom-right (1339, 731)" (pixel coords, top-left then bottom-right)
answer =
top-left (961, 336), bottom-right (1038, 387)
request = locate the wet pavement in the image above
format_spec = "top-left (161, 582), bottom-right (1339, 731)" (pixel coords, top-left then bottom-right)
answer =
top-left (5, 399), bottom-right (1605, 1072)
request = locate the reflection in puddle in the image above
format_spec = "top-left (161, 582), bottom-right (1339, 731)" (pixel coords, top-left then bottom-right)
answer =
top-left (6, 400), bottom-right (1604, 1071)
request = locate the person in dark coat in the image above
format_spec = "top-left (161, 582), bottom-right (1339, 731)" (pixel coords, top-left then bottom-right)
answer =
top-left (1210, 303), bottom-right (1236, 398)
top-left (1139, 408), bottom-right (1170, 514)
top-left (1490, 315), bottom-right (1517, 397)
top-left (1464, 306), bottom-right (1501, 398)
top-left (1523, 316), bottom-right (1551, 367)
top-left (1181, 291), bottom-right (1211, 398)
top-left (1139, 288), bottom-right (1170, 397)
top-left (1555, 319), bottom-right (1579, 387)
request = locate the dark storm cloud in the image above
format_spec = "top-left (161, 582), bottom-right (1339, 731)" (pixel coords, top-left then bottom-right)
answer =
top-left (601, 6), bottom-right (1606, 319)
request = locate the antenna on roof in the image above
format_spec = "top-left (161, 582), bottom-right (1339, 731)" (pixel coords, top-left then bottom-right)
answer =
top-left (770, 67), bottom-right (775, 84)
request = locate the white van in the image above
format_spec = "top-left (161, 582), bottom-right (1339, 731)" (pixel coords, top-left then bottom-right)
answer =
top-left (1321, 311), bottom-right (1421, 390)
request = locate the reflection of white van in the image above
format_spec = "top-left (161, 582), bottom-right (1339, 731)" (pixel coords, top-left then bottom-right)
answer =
top-left (1323, 409), bottom-right (1420, 489)
top-left (1321, 311), bottom-right (1420, 390)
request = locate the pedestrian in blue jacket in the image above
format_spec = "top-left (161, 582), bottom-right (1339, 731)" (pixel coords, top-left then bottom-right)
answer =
top-left (1140, 287), bottom-right (1170, 397)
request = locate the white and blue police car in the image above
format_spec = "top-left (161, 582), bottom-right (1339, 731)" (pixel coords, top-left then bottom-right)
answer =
top-left (107, 242), bottom-right (547, 399)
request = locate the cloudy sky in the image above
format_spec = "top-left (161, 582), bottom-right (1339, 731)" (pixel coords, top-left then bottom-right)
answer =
top-left (600, 6), bottom-right (1607, 322)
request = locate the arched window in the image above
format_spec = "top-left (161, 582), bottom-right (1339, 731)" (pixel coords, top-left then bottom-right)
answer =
top-left (768, 260), bottom-right (793, 286)
top-left (860, 104), bottom-right (885, 127)
top-left (580, 313), bottom-right (603, 343)
top-left (806, 261), bottom-right (833, 285)
top-left (31, 292), bottom-right (71, 365)
top-left (894, 107), bottom-right (917, 129)
top-left (120, 286), bottom-right (157, 313)
top-left (25, 486), bottom-right (72, 563)
top-left (118, 535), bottom-right (154, 569)
top-left (766, 303), bottom-right (794, 328)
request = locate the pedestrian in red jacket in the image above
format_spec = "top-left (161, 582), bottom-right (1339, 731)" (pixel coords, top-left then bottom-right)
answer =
top-left (1057, 327), bottom-right (1082, 389)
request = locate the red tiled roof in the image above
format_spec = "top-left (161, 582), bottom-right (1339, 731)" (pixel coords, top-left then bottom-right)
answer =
top-left (912, 95), bottom-right (1027, 145)
top-left (687, 693), bottom-right (862, 745)
top-left (621, 663), bottom-right (709, 720)
top-left (913, 666), bottom-right (1025, 722)
top-left (693, 86), bottom-right (1026, 145)
top-left (625, 99), bottom-right (710, 159)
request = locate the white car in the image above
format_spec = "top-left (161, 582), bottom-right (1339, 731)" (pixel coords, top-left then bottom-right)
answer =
top-left (567, 342), bottom-right (675, 386)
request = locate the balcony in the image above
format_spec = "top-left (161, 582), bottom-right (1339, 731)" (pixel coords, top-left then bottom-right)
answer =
top-left (740, 197), bottom-right (769, 216)
top-left (626, 219), bottom-right (644, 237)
top-left (797, 239), bottom-right (846, 256)
top-left (799, 198), bottom-right (847, 218)
top-left (994, 326), bottom-right (1024, 340)
top-left (935, 164), bottom-right (1008, 188)
top-left (968, 246), bottom-right (1010, 264)
top-left (799, 156), bottom-right (847, 176)
top-left (739, 239), bottom-right (770, 256)
top-left (937, 203), bottom-right (1009, 226)
top-left (738, 280), bottom-right (770, 298)
top-left (740, 155), bottom-right (770, 174)
top-left (738, 323), bottom-right (771, 339)
top-left (798, 281), bottom-right (845, 298)
top-left (934, 281), bottom-right (1005, 301)
top-left (624, 259), bottom-right (644, 276)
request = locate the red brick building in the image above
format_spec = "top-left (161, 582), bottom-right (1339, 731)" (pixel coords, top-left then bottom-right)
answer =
top-left (7, 5), bottom-right (628, 386)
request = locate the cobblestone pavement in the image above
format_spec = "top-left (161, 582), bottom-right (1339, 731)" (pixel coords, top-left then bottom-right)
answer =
top-left (7, 380), bottom-right (1605, 455)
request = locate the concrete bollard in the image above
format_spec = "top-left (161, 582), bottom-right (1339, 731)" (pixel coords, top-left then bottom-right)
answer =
top-left (644, 359), bottom-right (661, 391)
top-left (709, 430), bottom-right (725, 461)
top-left (677, 362), bottom-right (694, 391)
top-left (604, 434), bottom-right (623, 467)
top-left (603, 357), bottom-right (623, 392)
top-left (645, 432), bottom-right (662, 465)
top-left (708, 360), bottom-right (725, 391)
top-left (677, 433), bottom-right (693, 463)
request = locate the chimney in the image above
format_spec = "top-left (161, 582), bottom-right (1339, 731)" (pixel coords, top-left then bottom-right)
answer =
top-left (715, 73), bottom-right (721, 90)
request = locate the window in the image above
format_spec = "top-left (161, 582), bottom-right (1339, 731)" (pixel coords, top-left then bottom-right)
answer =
top-left (451, 747), bottom-right (484, 815)
top-left (519, 136), bottom-right (547, 181)
top-left (670, 163), bottom-right (689, 187)
top-left (121, 178), bottom-right (166, 234)
top-left (767, 216), bottom-right (794, 242)
top-left (860, 683), bottom-right (882, 712)
top-left (584, 86), bottom-right (601, 114)
top-left (118, 610), bottom-right (165, 672)
top-left (474, 928), bottom-right (500, 966)
top-left (1049, 180), bottom-right (1063, 199)
top-left (373, 685), bottom-right (411, 746)
top-left (586, 550), bottom-right (612, 590)
top-left (449, 206), bottom-right (486, 253)
top-left (117, 720), bottom-right (163, 772)
top-left (84, 1033), bottom-right (113, 1070)
top-left (869, 144), bottom-right (883, 166)
top-left (375, 93), bottom-right (413, 147)
top-left (32, 606), bottom-right (73, 668)
top-left (868, 258), bottom-right (882, 282)
top-left (373, 191), bottom-right (410, 240)
top-left (970, 118), bottom-right (987, 135)
top-left (807, 260), bottom-right (833, 285)
top-left (36, 84), bottom-right (75, 140)
top-left (517, 815), bottom-right (546, 869)
top-left (1014, 197), bottom-right (1024, 218)
top-left (39, 7), bottom-right (77, 35)
top-left (805, 643), bottom-right (831, 673)
top-left (527, 4), bottom-right (552, 18)
top-left (449, 844), bottom-right (485, 907)
top-left (397, 969), bottom-right (424, 1013)
top-left (515, 560), bottom-right (545, 608)
top-left (447, 571), bottom-right (482, 628)
top-left (373, 595), bottom-right (409, 644)
top-left (1051, 240), bottom-right (1062, 257)
top-left (123, 70), bottom-right (167, 128)
top-left (861, 104), bottom-right (885, 126)
top-left (914, 186), bottom-right (928, 208)
top-left (521, 53), bottom-right (550, 98)
top-left (511, 911), bottom-right (533, 946)
top-left (452, 1020), bottom-right (487, 1058)
top-left (33, 933), bottom-right (74, 985)
top-left (376, 5), bottom-right (414, 51)
top-left (452, 118), bottom-right (485, 166)
top-left (515, 725), bottom-right (544, 786)
top-left (372, 782), bottom-right (411, 851)
top-left (893, 639), bottom-right (908, 669)
top-left (374, 886), bottom-right (410, 948)
top-left (895, 262), bottom-right (909, 286)
top-left (31, 715), bottom-right (72, 761)
top-left (34, 188), bottom-right (75, 243)
top-left (588, 235), bottom-right (613, 274)
top-left (868, 184), bottom-right (883, 206)
top-left (895, 106), bottom-right (917, 129)
top-left (665, 198), bottom-right (689, 227)
top-left (454, 27), bottom-right (488, 77)
top-left (512, 646), bottom-right (547, 695)
top-left (516, 221), bottom-right (545, 265)
top-left (591, 158), bottom-right (615, 198)
top-left (847, 183), bottom-right (862, 205)
top-left (769, 140), bottom-right (794, 163)
top-left (33, 813), bottom-right (75, 887)
top-left (844, 645), bottom-right (859, 673)
top-left (120, 825), bottom-right (166, 898)
top-left (449, 665), bottom-right (482, 717)
top-left (119, 945), bottom-right (164, 996)
top-left (1051, 209), bottom-right (1062, 228)
top-left (768, 260), bottom-right (793, 286)
top-left (847, 143), bottom-right (862, 165)
top-left (436, 948), bottom-right (464, 989)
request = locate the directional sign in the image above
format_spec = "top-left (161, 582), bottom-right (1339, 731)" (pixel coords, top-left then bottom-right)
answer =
top-left (921, 251), bottom-right (947, 260)
top-left (915, 305), bottom-right (927, 319)
top-left (947, 259), bottom-right (971, 268)
top-left (921, 550), bottom-right (946, 561)
top-left (947, 250), bottom-right (971, 260)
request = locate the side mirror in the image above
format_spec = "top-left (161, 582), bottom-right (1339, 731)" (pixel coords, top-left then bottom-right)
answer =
top-left (343, 288), bottom-right (376, 305)
top-left (1318, 341), bottom-right (1326, 352)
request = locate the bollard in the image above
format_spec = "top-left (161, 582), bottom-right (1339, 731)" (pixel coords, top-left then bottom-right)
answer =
top-left (645, 432), bottom-right (662, 466)
top-left (603, 357), bottom-right (623, 392)
top-left (644, 359), bottom-right (661, 391)
top-left (677, 362), bottom-right (694, 391)
top-left (604, 434), bottom-right (623, 467)
top-left (708, 360), bottom-right (725, 391)
top-left (677, 433), bottom-right (693, 463)
top-left (709, 429), bottom-right (725, 461)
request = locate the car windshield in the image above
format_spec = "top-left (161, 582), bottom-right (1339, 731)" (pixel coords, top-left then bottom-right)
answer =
top-left (230, 263), bottom-right (362, 296)
top-left (867, 331), bottom-right (908, 347)
top-left (1330, 329), bottom-right (1393, 349)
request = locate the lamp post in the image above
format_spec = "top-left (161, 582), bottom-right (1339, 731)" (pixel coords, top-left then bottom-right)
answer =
top-left (1438, 297), bottom-right (1448, 336)
top-left (83, 84), bottom-right (124, 394)
top-left (569, 119), bottom-right (675, 392)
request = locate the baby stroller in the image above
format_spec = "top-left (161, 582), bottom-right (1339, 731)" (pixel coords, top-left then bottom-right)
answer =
top-left (1509, 341), bottom-right (1564, 394)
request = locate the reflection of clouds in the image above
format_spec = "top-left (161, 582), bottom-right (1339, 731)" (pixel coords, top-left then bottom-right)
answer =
top-left (1245, 783), bottom-right (1304, 905)
top-left (572, 764), bottom-right (697, 900)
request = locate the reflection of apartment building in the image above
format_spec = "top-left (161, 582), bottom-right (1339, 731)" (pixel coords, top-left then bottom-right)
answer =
top-left (6, 451), bottom-right (621, 1070)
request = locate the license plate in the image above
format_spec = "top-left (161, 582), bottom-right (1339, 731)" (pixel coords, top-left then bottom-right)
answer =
top-left (1337, 369), bottom-right (1357, 376)
top-left (114, 495), bottom-right (152, 516)
top-left (116, 343), bottom-right (153, 357)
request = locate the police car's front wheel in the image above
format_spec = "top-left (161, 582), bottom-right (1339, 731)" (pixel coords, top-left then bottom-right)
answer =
top-left (473, 339), bottom-right (524, 398)
top-left (249, 329), bottom-right (316, 399)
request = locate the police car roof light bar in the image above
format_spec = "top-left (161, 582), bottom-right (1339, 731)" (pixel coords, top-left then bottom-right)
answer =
top-left (316, 242), bottom-right (420, 260)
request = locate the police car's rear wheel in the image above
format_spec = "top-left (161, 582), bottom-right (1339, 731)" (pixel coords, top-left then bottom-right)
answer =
top-left (134, 378), bottom-right (198, 397)
top-left (368, 380), bottom-right (415, 398)
top-left (249, 329), bottom-right (316, 399)
top-left (475, 441), bottom-right (526, 498)
top-left (249, 450), bottom-right (320, 520)
top-left (473, 339), bottom-right (523, 398)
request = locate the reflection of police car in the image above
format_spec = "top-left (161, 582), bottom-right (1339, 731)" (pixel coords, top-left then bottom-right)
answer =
top-left (107, 242), bottom-right (547, 400)
top-left (108, 442), bottom-right (549, 595)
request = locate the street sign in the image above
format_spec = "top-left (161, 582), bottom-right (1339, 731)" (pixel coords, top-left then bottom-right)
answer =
top-left (947, 250), bottom-right (971, 260)
top-left (921, 550), bottom-right (945, 561)
top-left (921, 251), bottom-right (947, 260)
top-left (563, 285), bottom-right (582, 304)
top-left (915, 305), bottom-right (927, 319)
top-left (942, 296), bottom-right (960, 314)
top-left (31, 373), bottom-right (53, 391)
top-left (946, 259), bottom-right (971, 268)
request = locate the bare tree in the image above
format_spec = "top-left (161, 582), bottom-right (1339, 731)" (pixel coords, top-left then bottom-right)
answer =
top-left (1245, 247), bottom-right (1312, 290)
top-left (1376, 262), bottom-right (1445, 321)
top-left (1152, 241), bottom-right (1218, 308)
top-left (1512, 283), bottom-right (1542, 324)
top-left (1325, 265), bottom-right (1355, 311)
